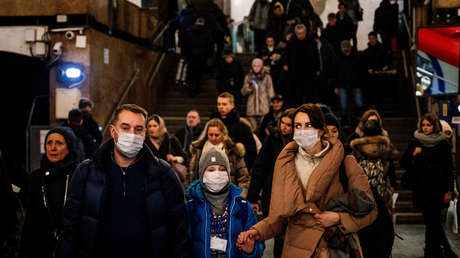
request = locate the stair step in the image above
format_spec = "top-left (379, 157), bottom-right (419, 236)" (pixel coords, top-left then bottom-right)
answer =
top-left (395, 212), bottom-right (424, 224)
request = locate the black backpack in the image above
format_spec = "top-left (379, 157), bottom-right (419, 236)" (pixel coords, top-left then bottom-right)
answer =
top-left (339, 162), bottom-right (395, 258)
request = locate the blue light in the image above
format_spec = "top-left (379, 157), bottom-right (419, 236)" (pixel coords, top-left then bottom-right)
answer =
top-left (56, 62), bottom-right (85, 88)
top-left (457, 105), bottom-right (460, 113)
top-left (65, 67), bottom-right (81, 78)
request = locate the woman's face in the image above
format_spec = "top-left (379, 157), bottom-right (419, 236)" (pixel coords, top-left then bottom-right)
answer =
top-left (208, 126), bottom-right (224, 145)
top-left (46, 133), bottom-right (69, 163)
top-left (294, 112), bottom-right (324, 138)
top-left (279, 117), bottom-right (292, 136)
top-left (252, 61), bottom-right (263, 74)
top-left (421, 119), bottom-right (434, 135)
top-left (367, 115), bottom-right (379, 121)
top-left (325, 125), bottom-right (339, 144)
top-left (147, 119), bottom-right (160, 138)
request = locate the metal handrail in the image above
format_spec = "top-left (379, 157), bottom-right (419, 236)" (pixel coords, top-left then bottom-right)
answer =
top-left (152, 23), bottom-right (169, 45)
top-left (148, 52), bottom-right (167, 88)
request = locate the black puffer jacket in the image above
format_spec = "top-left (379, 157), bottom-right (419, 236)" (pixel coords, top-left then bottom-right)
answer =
top-left (210, 109), bottom-right (257, 169)
top-left (55, 140), bottom-right (190, 258)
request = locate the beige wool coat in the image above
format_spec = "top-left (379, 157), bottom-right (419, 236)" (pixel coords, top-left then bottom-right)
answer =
top-left (252, 141), bottom-right (378, 257)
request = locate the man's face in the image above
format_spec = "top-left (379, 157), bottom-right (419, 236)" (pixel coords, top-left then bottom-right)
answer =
top-left (369, 35), bottom-right (378, 46)
top-left (339, 5), bottom-right (346, 14)
top-left (271, 99), bottom-right (284, 112)
top-left (328, 17), bottom-right (337, 26)
top-left (266, 37), bottom-right (275, 48)
top-left (295, 29), bottom-right (307, 41)
top-left (186, 111), bottom-right (200, 127)
top-left (224, 55), bottom-right (233, 64)
top-left (110, 110), bottom-right (146, 142)
top-left (217, 97), bottom-right (234, 118)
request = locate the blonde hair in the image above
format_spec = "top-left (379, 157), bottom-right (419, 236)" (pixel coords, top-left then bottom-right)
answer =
top-left (195, 118), bottom-right (232, 144)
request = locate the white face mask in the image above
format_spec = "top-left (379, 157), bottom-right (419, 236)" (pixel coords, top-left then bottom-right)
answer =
top-left (203, 171), bottom-right (229, 193)
top-left (294, 129), bottom-right (320, 151)
top-left (115, 130), bottom-right (145, 158)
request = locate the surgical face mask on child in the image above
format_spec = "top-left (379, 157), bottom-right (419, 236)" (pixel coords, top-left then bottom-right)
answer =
top-left (203, 171), bottom-right (229, 193)
top-left (114, 129), bottom-right (145, 158)
top-left (294, 129), bottom-right (320, 151)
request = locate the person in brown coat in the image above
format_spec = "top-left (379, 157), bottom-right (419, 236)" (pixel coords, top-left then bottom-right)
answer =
top-left (237, 103), bottom-right (377, 257)
top-left (241, 58), bottom-right (275, 132)
top-left (187, 118), bottom-right (250, 197)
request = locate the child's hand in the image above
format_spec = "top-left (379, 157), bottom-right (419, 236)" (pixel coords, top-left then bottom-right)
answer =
top-left (236, 231), bottom-right (256, 254)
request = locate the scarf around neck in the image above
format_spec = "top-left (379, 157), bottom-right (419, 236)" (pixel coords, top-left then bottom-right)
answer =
top-left (414, 130), bottom-right (445, 147)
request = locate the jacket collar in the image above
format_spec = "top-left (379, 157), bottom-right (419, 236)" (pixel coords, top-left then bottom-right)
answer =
top-left (278, 140), bottom-right (344, 205)
top-left (210, 108), bottom-right (240, 127)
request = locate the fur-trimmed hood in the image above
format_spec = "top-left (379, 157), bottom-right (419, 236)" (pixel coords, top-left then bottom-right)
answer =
top-left (350, 135), bottom-right (390, 159)
top-left (190, 138), bottom-right (246, 158)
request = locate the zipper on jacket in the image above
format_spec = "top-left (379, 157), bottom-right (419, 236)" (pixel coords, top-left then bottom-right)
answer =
top-left (227, 197), bottom-right (237, 257)
top-left (204, 201), bottom-right (210, 258)
top-left (121, 168), bottom-right (127, 197)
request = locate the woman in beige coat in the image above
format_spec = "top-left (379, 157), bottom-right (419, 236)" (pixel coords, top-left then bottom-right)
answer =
top-left (237, 104), bottom-right (377, 257)
top-left (241, 58), bottom-right (275, 132)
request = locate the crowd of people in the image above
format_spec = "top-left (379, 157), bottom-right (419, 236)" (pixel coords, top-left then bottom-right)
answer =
top-left (0, 0), bottom-right (458, 258)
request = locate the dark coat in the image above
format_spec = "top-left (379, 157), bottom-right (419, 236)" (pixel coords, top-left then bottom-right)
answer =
top-left (81, 111), bottom-right (102, 147)
top-left (336, 50), bottom-right (360, 89)
top-left (362, 42), bottom-right (390, 71)
top-left (374, 1), bottom-right (399, 37)
top-left (55, 140), bottom-right (190, 258)
top-left (322, 24), bottom-right (343, 54)
top-left (400, 139), bottom-right (454, 210)
top-left (183, 24), bottom-right (213, 58)
top-left (175, 124), bottom-right (204, 155)
top-left (257, 108), bottom-right (283, 141)
top-left (336, 12), bottom-right (354, 41)
top-left (145, 133), bottom-right (188, 165)
top-left (216, 58), bottom-right (245, 94)
top-left (0, 157), bottom-right (17, 248)
top-left (20, 157), bottom-right (77, 258)
top-left (317, 38), bottom-right (337, 95)
top-left (190, 1), bottom-right (229, 35)
top-left (67, 124), bottom-right (98, 159)
top-left (247, 132), bottom-right (290, 217)
top-left (210, 109), bottom-right (257, 170)
top-left (283, 36), bottom-right (320, 85)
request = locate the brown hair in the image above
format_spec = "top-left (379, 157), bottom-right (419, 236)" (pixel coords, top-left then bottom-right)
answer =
top-left (357, 109), bottom-right (383, 131)
top-left (147, 114), bottom-right (168, 139)
top-left (418, 113), bottom-right (441, 134)
top-left (110, 104), bottom-right (148, 125)
top-left (292, 103), bottom-right (326, 131)
top-left (218, 92), bottom-right (234, 104)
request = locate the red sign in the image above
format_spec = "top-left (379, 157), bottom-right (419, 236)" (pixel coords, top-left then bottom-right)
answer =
top-left (418, 26), bottom-right (460, 67)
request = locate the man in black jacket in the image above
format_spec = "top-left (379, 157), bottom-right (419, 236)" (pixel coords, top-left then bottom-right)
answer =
top-left (56, 104), bottom-right (190, 258)
top-left (216, 50), bottom-right (245, 105)
top-left (210, 92), bottom-right (257, 170)
top-left (175, 109), bottom-right (203, 156)
top-left (79, 98), bottom-right (102, 148)
top-left (283, 24), bottom-right (320, 106)
top-left (66, 109), bottom-right (97, 159)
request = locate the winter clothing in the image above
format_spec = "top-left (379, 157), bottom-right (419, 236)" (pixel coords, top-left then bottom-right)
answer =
top-left (283, 36), bottom-right (320, 106)
top-left (362, 42), bottom-right (390, 72)
top-left (247, 131), bottom-right (291, 217)
top-left (81, 110), bottom-right (102, 147)
top-left (185, 181), bottom-right (264, 258)
top-left (400, 132), bottom-right (455, 256)
top-left (336, 12), bottom-right (354, 42)
top-left (188, 138), bottom-right (250, 197)
top-left (210, 109), bottom-right (257, 170)
top-left (20, 128), bottom-right (83, 258)
top-left (66, 123), bottom-right (98, 159)
top-left (258, 107), bottom-right (284, 141)
top-left (198, 147), bottom-right (232, 216)
top-left (55, 139), bottom-right (190, 258)
top-left (216, 58), bottom-right (245, 104)
top-left (322, 24), bottom-right (343, 54)
top-left (316, 38), bottom-right (337, 106)
top-left (145, 133), bottom-right (188, 165)
top-left (176, 124), bottom-right (204, 155)
top-left (248, 0), bottom-right (271, 30)
top-left (0, 157), bottom-right (18, 254)
top-left (241, 70), bottom-right (275, 117)
top-left (251, 141), bottom-right (377, 257)
top-left (374, 0), bottom-right (399, 52)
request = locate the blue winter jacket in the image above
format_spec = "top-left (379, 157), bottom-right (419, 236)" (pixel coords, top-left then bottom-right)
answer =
top-left (185, 181), bottom-right (264, 258)
top-left (55, 139), bottom-right (190, 258)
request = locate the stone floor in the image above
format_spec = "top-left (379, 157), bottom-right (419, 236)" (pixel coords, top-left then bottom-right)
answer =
top-left (261, 225), bottom-right (460, 258)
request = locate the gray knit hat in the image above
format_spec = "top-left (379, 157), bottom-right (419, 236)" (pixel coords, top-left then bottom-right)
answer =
top-left (198, 147), bottom-right (231, 181)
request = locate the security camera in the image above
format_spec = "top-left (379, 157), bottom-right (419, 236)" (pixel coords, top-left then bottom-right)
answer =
top-left (53, 42), bottom-right (63, 56)
top-left (65, 31), bottom-right (75, 40)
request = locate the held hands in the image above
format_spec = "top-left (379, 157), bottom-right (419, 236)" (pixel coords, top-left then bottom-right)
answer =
top-left (237, 229), bottom-right (260, 254)
top-left (313, 211), bottom-right (340, 228)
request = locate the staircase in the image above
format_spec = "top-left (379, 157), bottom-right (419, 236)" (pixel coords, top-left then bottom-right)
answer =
top-left (155, 51), bottom-right (422, 224)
